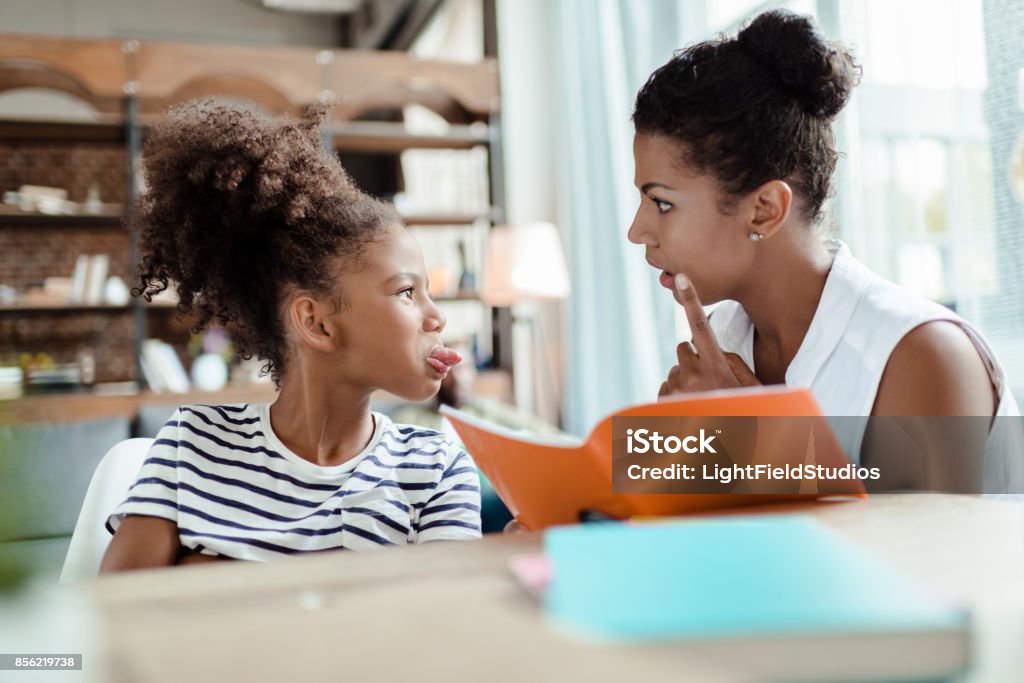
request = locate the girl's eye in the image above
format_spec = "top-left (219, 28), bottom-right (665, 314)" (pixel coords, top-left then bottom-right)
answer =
top-left (400, 287), bottom-right (415, 300)
top-left (652, 197), bottom-right (673, 214)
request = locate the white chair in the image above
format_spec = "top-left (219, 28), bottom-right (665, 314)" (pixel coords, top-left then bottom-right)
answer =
top-left (59, 438), bottom-right (152, 583)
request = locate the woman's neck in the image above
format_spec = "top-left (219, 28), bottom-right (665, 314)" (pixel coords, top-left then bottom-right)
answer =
top-left (270, 362), bottom-right (375, 467)
top-left (733, 233), bottom-right (834, 382)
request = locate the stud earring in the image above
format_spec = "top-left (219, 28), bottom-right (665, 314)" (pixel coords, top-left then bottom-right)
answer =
top-left (749, 232), bottom-right (764, 242)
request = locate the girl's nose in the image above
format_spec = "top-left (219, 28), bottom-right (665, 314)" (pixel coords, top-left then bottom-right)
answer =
top-left (424, 298), bottom-right (446, 333)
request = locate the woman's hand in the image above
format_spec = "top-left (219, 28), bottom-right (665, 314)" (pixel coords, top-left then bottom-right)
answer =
top-left (503, 519), bottom-right (528, 534)
top-left (658, 274), bottom-right (761, 398)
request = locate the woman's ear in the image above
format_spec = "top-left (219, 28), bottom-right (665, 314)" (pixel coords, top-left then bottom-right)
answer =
top-left (286, 293), bottom-right (338, 353)
top-left (748, 179), bottom-right (793, 240)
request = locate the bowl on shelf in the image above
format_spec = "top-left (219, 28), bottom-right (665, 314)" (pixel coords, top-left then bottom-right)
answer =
top-left (24, 364), bottom-right (85, 395)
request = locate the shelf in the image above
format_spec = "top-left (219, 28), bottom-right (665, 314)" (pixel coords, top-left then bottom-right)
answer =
top-left (0, 118), bottom-right (489, 152)
top-left (435, 291), bottom-right (483, 303)
top-left (401, 212), bottom-right (494, 226)
top-left (0, 382), bottom-right (461, 425)
top-left (0, 298), bottom-right (482, 313)
top-left (331, 121), bottom-right (490, 152)
top-left (0, 208), bottom-right (498, 229)
top-left (0, 117), bottom-right (492, 153)
top-left (0, 302), bottom-right (177, 314)
top-left (0, 303), bottom-right (128, 314)
top-left (0, 207), bottom-right (125, 227)
top-left (0, 117), bottom-right (127, 144)
top-left (0, 381), bottom-right (279, 425)
top-left (0, 207), bottom-right (494, 229)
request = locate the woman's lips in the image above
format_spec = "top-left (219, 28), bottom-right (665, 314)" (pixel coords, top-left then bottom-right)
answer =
top-left (647, 256), bottom-right (676, 289)
top-left (426, 346), bottom-right (462, 374)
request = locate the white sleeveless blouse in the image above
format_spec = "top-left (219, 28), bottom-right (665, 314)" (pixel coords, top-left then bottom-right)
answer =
top-left (708, 241), bottom-right (1022, 493)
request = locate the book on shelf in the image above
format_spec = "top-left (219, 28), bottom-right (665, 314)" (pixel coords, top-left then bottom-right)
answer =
top-left (139, 353), bottom-right (165, 393)
top-left (141, 339), bottom-right (189, 393)
top-left (0, 366), bottom-right (24, 400)
top-left (83, 254), bottom-right (109, 305)
top-left (68, 254), bottom-right (111, 306)
top-left (441, 386), bottom-right (865, 530)
top-left (69, 254), bottom-right (90, 305)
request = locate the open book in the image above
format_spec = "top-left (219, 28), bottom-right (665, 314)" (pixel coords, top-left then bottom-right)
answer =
top-left (441, 386), bottom-right (866, 530)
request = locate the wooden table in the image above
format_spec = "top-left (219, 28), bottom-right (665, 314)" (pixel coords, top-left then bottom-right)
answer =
top-left (84, 495), bottom-right (1024, 682)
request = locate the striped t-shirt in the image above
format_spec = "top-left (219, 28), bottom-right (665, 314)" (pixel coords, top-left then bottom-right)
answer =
top-left (107, 403), bottom-right (482, 560)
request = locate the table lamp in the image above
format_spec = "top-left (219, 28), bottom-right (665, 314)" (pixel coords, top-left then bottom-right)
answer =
top-left (480, 222), bottom-right (569, 418)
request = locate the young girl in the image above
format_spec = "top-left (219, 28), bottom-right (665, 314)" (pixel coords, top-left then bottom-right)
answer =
top-left (629, 10), bottom-right (1021, 492)
top-left (100, 101), bottom-right (480, 572)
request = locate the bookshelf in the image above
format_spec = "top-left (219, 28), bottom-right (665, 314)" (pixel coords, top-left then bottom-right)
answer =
top-left (0, 35), bottom-right (505, 398)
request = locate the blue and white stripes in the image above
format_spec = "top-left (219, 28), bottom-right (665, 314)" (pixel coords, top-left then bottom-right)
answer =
top-left (107, 403), bottom-right (482, 560)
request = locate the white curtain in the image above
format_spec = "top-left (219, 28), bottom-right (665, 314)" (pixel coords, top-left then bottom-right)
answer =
top-left (547, 0), bottom-right (707, 434)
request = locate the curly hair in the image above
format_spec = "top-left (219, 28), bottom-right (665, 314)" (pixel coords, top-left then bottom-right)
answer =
top-left (632, 9), bottom-right (861, 224)
top-left (131, 99), bottom-right (400, 384)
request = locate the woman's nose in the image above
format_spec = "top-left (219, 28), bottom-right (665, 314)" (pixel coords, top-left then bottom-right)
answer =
top-left (627, 208), bottom-right (653, 246)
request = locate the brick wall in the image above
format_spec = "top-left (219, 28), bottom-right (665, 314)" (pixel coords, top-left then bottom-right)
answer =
top-left (0, 311), bottom-right (137, 382)
top-left (0, 140), bottom-right (145, 383)
top-left (0, 224), bottom-right (132, 289)
top-left (0, 142), bottom-right (128, 204)
top-left (0, 308), bottom-right (196, 384)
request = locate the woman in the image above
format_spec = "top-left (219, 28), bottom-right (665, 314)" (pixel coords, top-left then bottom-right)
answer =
top-left (628, 10), bottom-right (1020, 493)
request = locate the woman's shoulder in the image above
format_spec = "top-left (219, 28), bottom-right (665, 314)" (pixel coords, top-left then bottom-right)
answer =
top-left (835, 246), bottom-right (1004, 416)
top-left (858, 275), bottom-right (956, 329)
top-left (874, 320), bottom-right (997, 416)
top-left (833, 242), bottom-right (956, 330)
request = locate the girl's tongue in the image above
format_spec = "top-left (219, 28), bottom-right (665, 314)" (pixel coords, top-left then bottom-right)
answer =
top-left (427, 347), bottom-right (462, 372)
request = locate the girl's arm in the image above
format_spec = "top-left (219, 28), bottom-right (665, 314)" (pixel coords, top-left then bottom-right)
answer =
top-left (417, 449), bottom-right (483, 542)
top-left (99, 515), bottom-right (180, 574)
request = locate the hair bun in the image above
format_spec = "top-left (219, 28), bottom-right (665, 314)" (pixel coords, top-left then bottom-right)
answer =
top-left (737, 9), bottom-right (859, 118)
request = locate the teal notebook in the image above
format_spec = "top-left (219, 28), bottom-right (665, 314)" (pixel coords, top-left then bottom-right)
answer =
top-left (542, 516), bottom-right (970, 681)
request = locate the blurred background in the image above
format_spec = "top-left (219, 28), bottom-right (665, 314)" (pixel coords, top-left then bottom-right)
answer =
top-left (0, 0), bottom-right (1022, 578)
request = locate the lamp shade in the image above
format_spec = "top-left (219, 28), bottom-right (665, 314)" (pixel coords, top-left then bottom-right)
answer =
top-left (480, 222), bottom-right (570, 306)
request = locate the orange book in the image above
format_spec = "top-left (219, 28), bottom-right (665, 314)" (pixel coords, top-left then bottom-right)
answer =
top-left (441, 386), bottom-right (867, 530)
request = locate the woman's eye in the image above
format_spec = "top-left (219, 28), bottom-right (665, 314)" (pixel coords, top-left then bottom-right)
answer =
top-left (652, 198), bottom-right (672, 214)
